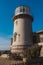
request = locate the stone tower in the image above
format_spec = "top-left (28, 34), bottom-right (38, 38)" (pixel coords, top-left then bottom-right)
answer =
top-left (10, 6), bottom-right (33, 56)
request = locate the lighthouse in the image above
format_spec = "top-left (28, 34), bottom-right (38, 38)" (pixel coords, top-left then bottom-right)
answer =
top-left (10, 6), bottom-right (33, 56)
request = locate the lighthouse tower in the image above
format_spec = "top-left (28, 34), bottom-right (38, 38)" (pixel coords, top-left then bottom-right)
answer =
top-left (10, 6), bottom-right (33, 56)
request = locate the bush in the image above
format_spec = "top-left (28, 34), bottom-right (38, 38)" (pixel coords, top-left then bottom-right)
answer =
top-left (25, 44), bottom-right (42, 60)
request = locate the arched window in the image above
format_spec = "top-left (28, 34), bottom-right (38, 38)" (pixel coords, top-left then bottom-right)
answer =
top-left (14, 32), bottom-right (17, 41)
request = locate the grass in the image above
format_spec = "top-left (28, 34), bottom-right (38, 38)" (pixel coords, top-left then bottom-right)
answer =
top-left (0, 57), bottom-right (24, 65)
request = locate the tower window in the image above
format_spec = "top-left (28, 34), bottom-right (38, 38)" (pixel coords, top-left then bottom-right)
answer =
top-left (14, 32), bottom-right (17, 41)
top-left (18, 34), bottom-right (20, 36)
top-left (20, 6), bottom-right (23, 12)
top-left (14, 36), bottom-right (16, 41)
top-left (23, 8), bottom-right (25, 12)
top-left (20, 7), bottom-right (25, 12)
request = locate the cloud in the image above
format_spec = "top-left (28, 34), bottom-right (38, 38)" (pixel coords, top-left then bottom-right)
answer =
top-left (0, 36), bottom-right (11, 50)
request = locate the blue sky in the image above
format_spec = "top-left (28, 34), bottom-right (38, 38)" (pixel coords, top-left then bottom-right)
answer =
top-left (0, 0), bottom-right (43, 50)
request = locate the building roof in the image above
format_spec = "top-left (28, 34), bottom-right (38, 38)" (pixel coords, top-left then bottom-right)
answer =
top-left (36, 30), bottom-right (43, 34)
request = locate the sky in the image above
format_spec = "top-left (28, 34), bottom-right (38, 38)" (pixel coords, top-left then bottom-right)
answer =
top-left (0, 0), bottom-right (43, 50)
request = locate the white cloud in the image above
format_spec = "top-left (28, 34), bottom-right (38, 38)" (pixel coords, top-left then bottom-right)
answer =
top-left (0, 36), bottom-right (11, 50)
